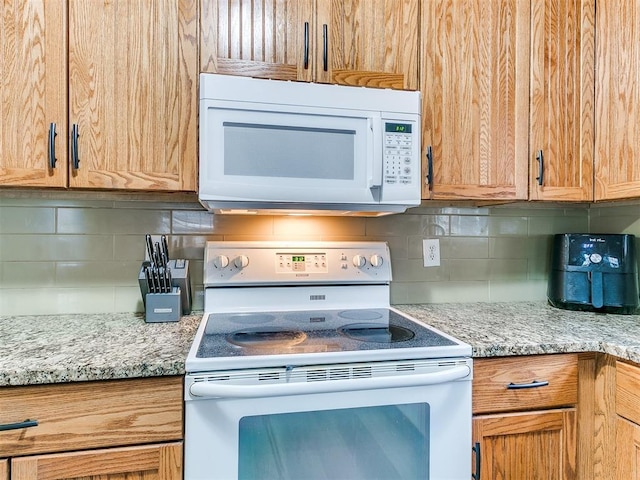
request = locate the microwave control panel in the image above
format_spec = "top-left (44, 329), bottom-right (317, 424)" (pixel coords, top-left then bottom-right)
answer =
top-left (383, 122), bottom-right (414, 185)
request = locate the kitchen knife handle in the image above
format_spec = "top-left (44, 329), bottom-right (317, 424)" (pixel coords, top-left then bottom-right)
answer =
top-left (0, 419), bottom-right (38, 432)
top-left (303, 22), bottom-right (309, 69)
top-left (425, 145), bottom-right (434, 191)
top-left (71, 123), bottom-right (80, 170)
top-left (146, 234), bottom-right (155, 265)
top-left (161, 235), bottom-right (170, 261)
top-left (472, 442), bottom-right (481, 480)
top-left (322, 24), bottom-right (328, 72)
top-left (48, 123), bottom-right (57, 169)
top-left (506, 380), bottom-right (549, 389)
top-left (536, 149), bottom-right (544, 186)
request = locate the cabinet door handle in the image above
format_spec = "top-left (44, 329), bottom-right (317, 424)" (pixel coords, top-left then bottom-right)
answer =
top-left (71, 123), bottom-right (80, 170)
top-left (425, 145), bottom-right (434, 191)
top-left (48, 123), bottom-right (57, 169)
top-left (303, 22), bottom-right (309, 69)
top-left (322, 23), bottom-right (328, 71)
top-left (472, 442), bottom-right (481, 480)
top-left (506, 380), bottom-right (549, 389)
top-left (0, 419), bottom-right (38, 432)
top-left (536, 149), bottom-right (544, 186)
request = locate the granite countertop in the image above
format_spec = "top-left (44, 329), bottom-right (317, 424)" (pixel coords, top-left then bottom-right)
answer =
top-left (2, 302), bottom-right (640, 387)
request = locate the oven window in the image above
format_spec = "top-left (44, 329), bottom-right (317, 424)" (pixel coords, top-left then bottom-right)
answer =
top-left (238, 403), bottom-right (429, 480)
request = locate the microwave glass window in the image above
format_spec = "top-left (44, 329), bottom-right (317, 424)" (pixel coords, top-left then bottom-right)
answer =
top-left (238, 403), bottom-right (429, 480)
top-left (223, 123), bottom-right (355, 180)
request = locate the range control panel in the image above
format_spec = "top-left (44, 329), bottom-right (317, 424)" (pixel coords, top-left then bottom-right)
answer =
top-left (204, 241), bottom-right (392, 286)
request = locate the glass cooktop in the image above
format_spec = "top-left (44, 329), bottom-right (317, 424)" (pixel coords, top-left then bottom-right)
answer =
top-left (195, 308), bottom-right (457, 359)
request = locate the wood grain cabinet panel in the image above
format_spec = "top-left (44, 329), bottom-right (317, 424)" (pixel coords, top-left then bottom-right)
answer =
top-left (421, 0), bottom-right (530, 200)
top-left (0, 377), bottom-right (183, 458)
top-left (0, 460), bottom-right (7, 480)
top-left (202, 0), bottom-right (418, 90)
top-left (68, 0), bottom-right (198, 191)
top-left (617, 360), bottom-right (640, 428)
top-left (529, 0), bottom-right (595, 201)
top-left (616, 416), bottom-right (640, 480)
top-left (594, 1), bottom-right (640, 200)
top-left (11, 443), bottom-right (182, 480)
top-left (473, 354), bottom-right (578, 415)
top-left (473, 408), bottom-right (577, 480)
top-left (0, 0), bottom-right (67, 187)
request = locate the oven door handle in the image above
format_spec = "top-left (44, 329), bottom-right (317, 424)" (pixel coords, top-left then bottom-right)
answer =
top-left (189, 365), bottom-right (471, 398)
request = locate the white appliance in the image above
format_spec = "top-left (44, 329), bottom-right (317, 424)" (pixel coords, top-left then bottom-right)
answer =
top-left (185, 241), bottom-right (473, 480)
top-left (198, 74), bottom-right (421, 216)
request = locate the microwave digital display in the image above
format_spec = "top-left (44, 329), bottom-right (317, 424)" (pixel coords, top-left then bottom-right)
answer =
top-left (385, 122), bottom-right (412, 133)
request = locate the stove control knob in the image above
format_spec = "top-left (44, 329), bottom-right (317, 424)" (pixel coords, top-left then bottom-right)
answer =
top-left (234, 255), bottom-right (250, 269)
top-left (370, 255), bottom-right (384, 268)
top-left (352, 255), bottom-right (366, 268)
top-left (213, 255), bottom-right (229, 269)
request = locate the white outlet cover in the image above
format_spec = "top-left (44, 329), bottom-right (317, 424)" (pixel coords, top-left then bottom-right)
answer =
top-left (422, 238), bottom-right (441, 267)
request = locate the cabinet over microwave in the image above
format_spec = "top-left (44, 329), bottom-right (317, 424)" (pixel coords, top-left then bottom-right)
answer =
top-left (198, 74), bottom-right (421, 216)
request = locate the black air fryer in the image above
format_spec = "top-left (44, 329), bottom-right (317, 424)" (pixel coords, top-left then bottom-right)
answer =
top-left (548, 234), bottom-right (640, 314)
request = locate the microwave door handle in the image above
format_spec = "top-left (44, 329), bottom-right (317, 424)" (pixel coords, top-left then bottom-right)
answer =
top-left (369, 116), bottom-right (383, 189)
top-left (189, 365), bottom-right (470, 399)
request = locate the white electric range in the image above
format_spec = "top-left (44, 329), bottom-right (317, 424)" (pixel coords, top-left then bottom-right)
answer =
top-left (184, 241), bottom-right (473, 480)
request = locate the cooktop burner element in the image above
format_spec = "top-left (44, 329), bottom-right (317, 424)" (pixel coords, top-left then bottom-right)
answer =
top-left (228, 313), bottom-right (276, 325)
top-left (338, 323), bottom-right (415, 343)
top-left (338, 309), bottom-right (384, 321)
top-left (227, 328), bottom-right (307, 348)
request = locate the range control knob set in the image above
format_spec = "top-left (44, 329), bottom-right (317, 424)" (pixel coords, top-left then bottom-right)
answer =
top-left (352, 254), bottom-right (384, 268)
top-left (213, 255), bottom-right (250, 270)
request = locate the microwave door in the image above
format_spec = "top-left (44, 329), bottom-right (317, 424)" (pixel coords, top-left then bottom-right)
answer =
top-left (200, 107), bottom-right (378, 205)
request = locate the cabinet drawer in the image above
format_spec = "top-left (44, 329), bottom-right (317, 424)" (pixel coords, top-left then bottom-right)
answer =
top-left (616, 360), bottom-right (640, 425)
top-left (0, 376), bottom-right (183, 457)
top-left (473, 354), bottom-right (578, 414)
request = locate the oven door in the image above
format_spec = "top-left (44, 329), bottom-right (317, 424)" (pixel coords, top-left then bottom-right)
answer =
top-left (184, 358), bottom-right (472, 480)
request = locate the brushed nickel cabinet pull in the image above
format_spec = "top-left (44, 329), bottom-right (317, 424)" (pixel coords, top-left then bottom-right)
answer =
top-left (48, 123), bottom-right (57, 169)
top-left (506, 380), bottom-right (549, 389)
top-left (536, 149), bottom-right (544, 186)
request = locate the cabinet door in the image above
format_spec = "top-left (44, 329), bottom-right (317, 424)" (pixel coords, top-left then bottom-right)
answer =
top-left (201, 0), bottom-right (314, 81)
top-left (616, 416), bottom-right (640, 480)
top-left (0, 0), bottom-right (67, 187)
top-left (529, 0), bottom-right (595, 201)
top-left (11, 443), bottom-right (182, 480)
top-left (594, 1), bottom-right (640, 200)
top-left (0, 459), bottom-right (6, 480)
top-left (68, 0), bottom-right (198, 191)
top-left (316, 0), bottom-right (419, 90)
top-left (421, 0), bottom-right (529, 200)
top-left (473, 409), bottom-right (577, 480)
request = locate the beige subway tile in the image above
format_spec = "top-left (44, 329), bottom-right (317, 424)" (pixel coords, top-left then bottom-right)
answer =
top-left (0, 235), bottom-right (113, 261)
top-left (590, 216), bottom-right (640, 235)
top-left (274, 216), bottom-right (365, 237)
top-left (488, 216), bottom-right (528, 236)
top-left (0, 287), bottom-right (115, 315)
top-left (208, 215), bottom-right (274, 235)
top-left (57, 208), bottom-right (171, 234)
top-left (115, 286), bottom-right (145, 313)
top-left (488, 259), bottom-right (528, 280)
top-left (56, 261), bottom-right (140, 287)
top-left (172, 210), bottom-right (215, 233)
top-left (489, 238), bottom-right (528, 259)
top-left (528, 216), bottom-right (588, 235)
top-left (0, 207), bottom-right (55, 234)
top-left (390, 258), bottom-right (449, 282)
top-left (390, 281), bottom-right (490, 304)
top-left (443, 237), bottom-right (489, 259)
top-left (449, 259), bottom-right (491, 281)
top-left (489, 280), bottom-right (547, 302)
top-left (450, 215), bottom-right (488, 236)
top-left (0, 262), bottom-right (56, 288)
top-left (366, 214), bottom-right (449, 237)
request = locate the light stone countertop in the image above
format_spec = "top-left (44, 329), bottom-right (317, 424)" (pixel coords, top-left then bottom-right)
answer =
top-left (2, 302), bottom-right (640, 387)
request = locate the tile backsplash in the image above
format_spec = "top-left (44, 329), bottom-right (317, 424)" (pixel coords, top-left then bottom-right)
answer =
top-left (5, 192), bottom-right (632, 316)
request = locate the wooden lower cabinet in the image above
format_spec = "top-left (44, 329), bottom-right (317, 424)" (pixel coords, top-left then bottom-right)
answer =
top-left (616, 416), bottom-right (640, 480)
top-left (11, 442), bottom-right (182, 480)
top-left (0, 460), bottom-right (7, 480)
top-left (473, 408), bottom-right (577, 479)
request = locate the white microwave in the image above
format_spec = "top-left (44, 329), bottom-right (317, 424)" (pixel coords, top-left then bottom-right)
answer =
top-left (198, 74), bottom-right (421, 216)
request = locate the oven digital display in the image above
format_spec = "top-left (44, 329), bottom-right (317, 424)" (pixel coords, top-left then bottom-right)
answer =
top-left (276, 253), bottom-right (328, 274)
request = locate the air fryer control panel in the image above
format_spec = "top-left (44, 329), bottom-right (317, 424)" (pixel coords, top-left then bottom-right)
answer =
top-left (568, 235), bottom-right (623, 268)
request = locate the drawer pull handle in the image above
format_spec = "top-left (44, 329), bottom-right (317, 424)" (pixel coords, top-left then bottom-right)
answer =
top-left (507, 380), bottom-right (549, 390)
top-left (0, 419), bottom-right (39, 431)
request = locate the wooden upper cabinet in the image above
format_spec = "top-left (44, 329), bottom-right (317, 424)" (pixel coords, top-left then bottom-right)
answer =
top-left (529, 0), bottom-right (595, 201)
top-left (594, 1), bottom-right (640, 201)
top-left (316, 0), bottom-right (418, 90)
top-left (68, 0), bottom-right (198, 191)
top-left (421, 0), bottom-right (530, 200)
top-left (0, 1), bottom-right (67, 187)
top-left (201, 0), bottom-right (314, 82)
top-left (201, 0), bottom-right (418, 90)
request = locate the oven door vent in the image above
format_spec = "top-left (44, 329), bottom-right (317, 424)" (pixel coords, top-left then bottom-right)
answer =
top-left (307, 365), bottom-right (373, 382)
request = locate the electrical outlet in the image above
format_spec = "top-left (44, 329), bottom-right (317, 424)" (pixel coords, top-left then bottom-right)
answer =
top-left (422, 238), bottom-right (441, 267)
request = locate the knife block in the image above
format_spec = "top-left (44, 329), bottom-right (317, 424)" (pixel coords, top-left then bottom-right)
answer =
top-left (145, 287), bottom-right (181, 323)
top-left (138, 259), bottom-right (192, 315)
